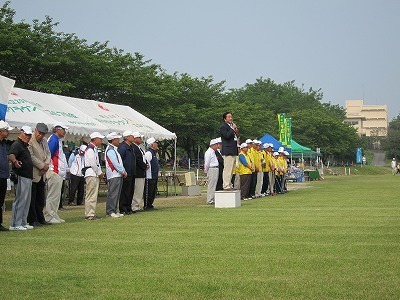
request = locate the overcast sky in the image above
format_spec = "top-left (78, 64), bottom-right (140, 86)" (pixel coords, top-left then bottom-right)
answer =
top-left (7, 0), bottom-right (400, 120)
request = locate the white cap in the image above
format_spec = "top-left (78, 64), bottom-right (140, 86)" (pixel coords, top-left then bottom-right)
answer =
top-left (21, 125), bottom-right (33, 134)
top-left (106, 132), bottom-right (122, 140)
top-left (209, 139), bottom-right (217, 146)
top-left (278, 147), bottom-right (285, 153)
top-left (215, 137), bottom-right (222, 144)
top-left (240, 143), bottom-right (248, 149)
top-left (245, 139), bottom-right (253, 144)
top-left (122, 130), bottom-right (134, 137)
top-left (263, 143), bottom-right (269, 149)
top-left (254, 140), bottom-right (262, 145)
top-left (273, 152), bottom-right (279, 156)
top-left (0, 120), bottom-right (13, 131)
top-left (90, 132), bottom-right (105, 139)
top-left (79, 145), bottom-right (87, 152)
top-left (54, 122), bottom-right (69, 130)
top-left (146, 137), bottom-right (157, 145)
top-left (283, 151), bottom-right (290, 156)
top-left (132, 131), bottom-right (143, 138)
top-left (269, 143), bottom-right (274, 148)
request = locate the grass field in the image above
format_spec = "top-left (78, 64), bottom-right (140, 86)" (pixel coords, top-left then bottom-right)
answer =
top-left (1, 174), bottom-right (400, 299)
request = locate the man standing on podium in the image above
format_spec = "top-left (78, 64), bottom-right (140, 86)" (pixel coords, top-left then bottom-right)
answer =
top-left (219, 112), bottom-right (238, 191)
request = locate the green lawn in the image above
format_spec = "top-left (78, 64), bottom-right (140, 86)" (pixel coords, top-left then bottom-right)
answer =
top-left (1, 174), bottom-right (400, 299)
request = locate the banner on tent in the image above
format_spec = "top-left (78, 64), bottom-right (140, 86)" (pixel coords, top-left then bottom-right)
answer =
top-left (0, 75), bottom-right (15, 120)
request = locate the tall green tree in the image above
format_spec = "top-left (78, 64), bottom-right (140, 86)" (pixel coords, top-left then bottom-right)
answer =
top-left (383, 115), bottom-right (400, 159)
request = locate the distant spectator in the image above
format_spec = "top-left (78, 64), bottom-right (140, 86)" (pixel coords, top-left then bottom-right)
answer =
top-left (144, 137), bottom-right (159, 210)
top-left (0, 120), bottom-right (13, 231)
top-left (68, 145), bottom-right (87, 206)
top-left (8, 126), bottom-right (34, 230)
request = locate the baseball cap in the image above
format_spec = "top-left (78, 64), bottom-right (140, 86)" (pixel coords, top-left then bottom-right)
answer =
top-left (122, 130), bottom-right (134, 137)
top-left (146, 137), bottom-right (157, 145)
top-left (106, 132), bottom-right (122, 140)
top-left (245, 139), bottom-right (253, 144)
top-left (54, 122), bottom-right (69, 130)
top-left (21, 125), bottom-right (33, 135)
top-left (132, 131), bottom-right (143, 138)
top-left (209, 139), bottom-right (217, 146)
top-left (0, 120), bottom-right (13, 131)
top-left (36, 123), bottom-right (49, 134)
top-left (215, 137), bottom-right (222, 144)
top-left (90, 132), bottom-right (105, 139)
top-left (240, 143), bottom-right (248, 149)
top-left (79, 145), bottom-right (87, 152)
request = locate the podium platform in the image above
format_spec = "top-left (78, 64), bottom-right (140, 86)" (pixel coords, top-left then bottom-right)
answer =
top-left (182, 185), bottom-right (201, 196)
top-left (215, 190), bottom-right (241, 208)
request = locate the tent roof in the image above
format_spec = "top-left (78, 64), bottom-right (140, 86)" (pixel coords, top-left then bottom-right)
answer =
top-left (290, 139), bottom-right (317, 158)
top-left (259, 133), bottom-right (290, 152)
top-left (5, 87), bottom-right (176, 141)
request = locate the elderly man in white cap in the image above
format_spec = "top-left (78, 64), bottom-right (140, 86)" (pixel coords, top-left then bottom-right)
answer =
top-left (131, 132), bottom-right (148, 212)
top-left (204, 139), bottom-right (219, 205)
top-left (68, 144), bottom-right (87, 206)
top-left (0, 121), bottom-right (13, 231)
top-left (144, 137), bottom-right (159, 210)
top-left (84, 131), bottom-right (105, 220)
top-left (117, 130), bottom-right (136, 215)
top-left (261, 143), bottom-right (274, 196)
top-left (44, 122), bottom-right (69, 224)
top-left (27, 122), bottom-right (51, 227)
top-left (8, 126), bottom-right (34, 230)
top-left (105, 132), bottom-right (127, 218)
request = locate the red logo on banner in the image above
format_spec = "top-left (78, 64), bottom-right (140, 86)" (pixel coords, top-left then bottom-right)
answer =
top-left (11, 91), bottom-right (18, 96)
top-left (98, 104), bottom-right (109, 111)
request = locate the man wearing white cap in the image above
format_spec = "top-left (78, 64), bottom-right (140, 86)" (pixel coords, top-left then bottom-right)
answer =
top-left (8, 126), bottom-right (34, 230)
top-left (144, 137), bottom-right (159, 210)
top-left (84, 132), bottom-right (105, 220)
top-left (45, 122), bottom-right (69, 224)
top-left (131, 132), bottom-right (148, 212)
top-left (261, 143), bottom-right (274, 196)
top-left (0, 121), bottom-right (13, 231)
top-left (105, 132), bottom-right (127, 217)
top-left (118, 130), bottom-right (136, 215)
top-left (204, 139), bottom-right (219, 204)
top-left (27, 123), bottom-right (51, 227)
top-left (68, 145), bottom-right (87, 206)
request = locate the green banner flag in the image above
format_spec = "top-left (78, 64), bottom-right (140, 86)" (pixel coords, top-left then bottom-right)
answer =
top-left (286, 117), bottom-right (292, 148)
top-left (278, 113), bottom-right (287, 145)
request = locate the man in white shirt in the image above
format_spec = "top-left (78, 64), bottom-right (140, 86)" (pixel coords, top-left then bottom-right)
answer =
top-left (204, 139), bottom-right (219, 205)
top-left (391, 158), bottom-right (397, 175)
top-left (84, 132), bottom-right (104, 220)
top-left (68, 145), bottom-right (87, 206)
top-left (105, 132), bottom-right (127, 218)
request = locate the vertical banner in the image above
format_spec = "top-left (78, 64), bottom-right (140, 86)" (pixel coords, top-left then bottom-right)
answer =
top-left (0, 75), bottom-right (16, 120)
top-left (356, 148), bottom-right (362, 164)
top-left (278, 113), bottom-right (287, 145)
top-left (286, 117), bottom-right (292, 148)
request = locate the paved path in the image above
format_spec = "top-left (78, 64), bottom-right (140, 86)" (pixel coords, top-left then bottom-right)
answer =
top-left (371, 150), bottom-right (386, 166)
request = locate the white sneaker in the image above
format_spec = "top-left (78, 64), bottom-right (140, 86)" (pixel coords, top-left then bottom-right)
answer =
top-left (108, 213), bottom-right (120, 218)
top-left (9, 226), bottom-right (27, 231)
top-left (23, 225), bottom-right (34, 229)
top-left (116, 213), bottom-right (124, 217)
top-left (58, 218), bottom-right (66, 223)
top-left (48, 218), bottom-right (61, 224)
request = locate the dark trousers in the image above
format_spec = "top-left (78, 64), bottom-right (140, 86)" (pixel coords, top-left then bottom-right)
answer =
top-left (216, 167), bottom-right (223, 191)
top-left (249, 172), bottom-right (257, 196)
top-left (240, 174), bottom-right (251, 199)
top-left (28, 177), bottom-right (46, 225)
top-left (275, 175), bottom-right (284, 194)
top-left (261, 172), bottom-right (269, 194)
top-left (69, 174), bottom-right (85, 205)
top-left (0, 178), bottom-right (6, 225)
top-left (119, 176), bottom-right (135, 213)
top-left (144, 178), bottom-right (157, 209)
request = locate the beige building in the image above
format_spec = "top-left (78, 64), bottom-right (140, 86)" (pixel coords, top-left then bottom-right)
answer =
top-left (345, 99), bottom-right (388, 137)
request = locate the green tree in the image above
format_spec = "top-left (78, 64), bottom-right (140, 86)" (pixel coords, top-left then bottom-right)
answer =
top-left (383, 115), bottom-right (400, 159)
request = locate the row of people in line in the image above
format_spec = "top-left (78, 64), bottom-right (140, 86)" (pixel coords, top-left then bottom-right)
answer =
top-left (204, 137), bottom-right (289, 204)
top-left (0, 120), bottom-right (159, 231)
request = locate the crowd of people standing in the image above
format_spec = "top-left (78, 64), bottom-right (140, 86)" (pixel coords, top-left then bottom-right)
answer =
top-left (0, 120), bottom-right (160, 231)
top-left (204, 112), bottom-right (290, 204)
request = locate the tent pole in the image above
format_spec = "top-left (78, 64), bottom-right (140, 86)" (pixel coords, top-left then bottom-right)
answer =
top-left (173, 137), bottom-right (177, 196)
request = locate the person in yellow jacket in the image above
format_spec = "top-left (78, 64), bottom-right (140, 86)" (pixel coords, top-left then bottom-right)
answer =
top-left (254, 140), bottom-right (264, 198)
top-left (282, 151), bottom-right (289, 192)
top-left (275, 147), bottom-right (286, 194)
top-left (261, 143), bottom-right (275, 196)
top-left (238, 143), bottom-right (254, 200)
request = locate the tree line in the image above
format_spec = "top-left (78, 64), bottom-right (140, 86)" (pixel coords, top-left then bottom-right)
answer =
top-left (0, 1), bottom-right (361, 161)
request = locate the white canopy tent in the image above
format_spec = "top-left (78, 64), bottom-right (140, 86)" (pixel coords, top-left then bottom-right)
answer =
top-left (5, 87), bottom-right (176, 141)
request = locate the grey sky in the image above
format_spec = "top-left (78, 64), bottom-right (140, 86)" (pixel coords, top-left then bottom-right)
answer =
top-left (7, 0), bottom-right (400, 120)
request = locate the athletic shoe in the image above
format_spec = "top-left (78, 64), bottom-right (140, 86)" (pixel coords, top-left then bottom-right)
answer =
top-left (108, 213), bottom-right (120, 218)
top-left (23, 225), bottom-right (34, 230)
top-left (116, 213), bottom-right (124, 217)
top-left (48, 218), bottom-right (61, 224)
top-left (9, 226), bottom-right (27, 231)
